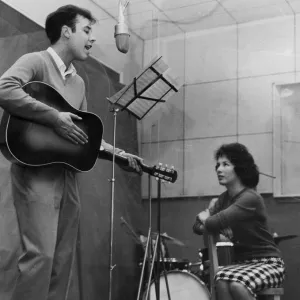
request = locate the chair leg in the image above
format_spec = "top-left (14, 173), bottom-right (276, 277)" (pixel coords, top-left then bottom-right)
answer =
top-left (265, 296), bottom-right (281, 300)
top-left (260, 296), bottom-right (281, 300)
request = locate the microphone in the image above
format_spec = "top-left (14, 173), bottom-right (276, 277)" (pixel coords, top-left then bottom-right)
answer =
top-left (114, 0), bottom-right (130, 54)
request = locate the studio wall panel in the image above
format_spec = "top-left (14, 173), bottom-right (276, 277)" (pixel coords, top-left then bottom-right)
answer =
top-left (295, 14), bottom-right (300, 72)
top-left (185, 80), bottom-right (238, 139)
top-left (163, 35), bottom-right (186, 84)
top-left (238, 73), bottom-right (295, 134)
top-left (238, 16), bottom-right (294, 78)
top-left (185, 26), bottom-right (238, 84)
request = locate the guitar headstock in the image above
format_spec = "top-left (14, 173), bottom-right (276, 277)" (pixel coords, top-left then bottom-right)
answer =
top-left (150, 163), bottom-right (178, 183)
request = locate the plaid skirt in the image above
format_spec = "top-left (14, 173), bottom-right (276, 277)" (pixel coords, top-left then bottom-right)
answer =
top-left (215, 257), bottom-right (285, 297)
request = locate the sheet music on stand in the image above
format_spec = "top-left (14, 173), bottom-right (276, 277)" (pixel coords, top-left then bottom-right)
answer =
top-left (108, 56), bottom-right (183, 120)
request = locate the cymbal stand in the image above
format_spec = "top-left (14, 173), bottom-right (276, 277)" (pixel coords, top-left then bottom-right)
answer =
top-left (136, 174), bottom-right (152, 300)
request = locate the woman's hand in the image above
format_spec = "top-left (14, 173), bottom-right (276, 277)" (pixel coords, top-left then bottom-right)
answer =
top-left (196, 209), bottom-right (211, 224)
top-left (193, 219), bottom-right (205, 235)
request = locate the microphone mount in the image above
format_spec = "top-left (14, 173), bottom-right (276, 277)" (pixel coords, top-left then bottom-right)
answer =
top-left (114, 0), bottom-right (131, 54)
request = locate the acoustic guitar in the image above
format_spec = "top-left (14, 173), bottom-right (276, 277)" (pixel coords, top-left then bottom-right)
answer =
top-left (4, 81), bottom-right (178, 183)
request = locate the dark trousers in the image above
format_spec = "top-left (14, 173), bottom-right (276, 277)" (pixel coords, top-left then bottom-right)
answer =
top-left (0, 162), bottom-right (80, 300)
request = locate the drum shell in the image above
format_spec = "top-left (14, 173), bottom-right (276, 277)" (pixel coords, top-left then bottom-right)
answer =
top-left (216, 242), bottom-right (234, 266)
top-left (144, 270), bottom-right (210, 300)
top-left (200, 242), bottom-right (234, 266)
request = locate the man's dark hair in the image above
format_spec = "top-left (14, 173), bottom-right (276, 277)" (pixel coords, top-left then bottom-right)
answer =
top-left (45, 5), bottom-right (96, 45)
top-left (214, 142), bottom-right (259, 188)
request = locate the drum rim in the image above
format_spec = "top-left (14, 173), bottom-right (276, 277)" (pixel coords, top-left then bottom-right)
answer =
top-left (159, 258), bottom-right (189, 263)
top-left (216, 242), bottom-right (233, 247)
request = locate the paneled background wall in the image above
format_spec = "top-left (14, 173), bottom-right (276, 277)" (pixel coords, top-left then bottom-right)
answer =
top-left (141, 15), bottom-right (300, 199)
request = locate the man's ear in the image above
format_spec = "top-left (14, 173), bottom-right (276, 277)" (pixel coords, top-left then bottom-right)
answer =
top-left (61, 25), bottom-right (71, 39)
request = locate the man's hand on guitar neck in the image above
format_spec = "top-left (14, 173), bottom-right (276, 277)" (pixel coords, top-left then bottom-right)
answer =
top-left (101, 140), bottom-right (143, 175)
top-left (53, 112), bottom-right (88, 145)
top-left (119, 151), bottom-right (143, 175)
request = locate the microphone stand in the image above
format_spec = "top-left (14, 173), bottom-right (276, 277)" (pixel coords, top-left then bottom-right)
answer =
top-left (108, 106), bottom-right (119, 300)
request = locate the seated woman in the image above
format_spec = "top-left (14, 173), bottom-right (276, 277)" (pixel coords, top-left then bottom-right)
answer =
top-left (193, 143), bottom-right (285, 300)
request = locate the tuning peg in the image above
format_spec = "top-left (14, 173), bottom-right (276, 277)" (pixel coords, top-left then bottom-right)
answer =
top-left (171, 165), bottom-right (175, 170)
top-left (155, 163), bottom-right (162, 170)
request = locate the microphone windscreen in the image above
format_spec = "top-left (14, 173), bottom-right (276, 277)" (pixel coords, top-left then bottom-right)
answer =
top-left (115, 33), bottom-right (130, 54)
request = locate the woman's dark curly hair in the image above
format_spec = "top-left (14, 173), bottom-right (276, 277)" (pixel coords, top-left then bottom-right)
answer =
top-left (214, 143), bottom-right (259, 188)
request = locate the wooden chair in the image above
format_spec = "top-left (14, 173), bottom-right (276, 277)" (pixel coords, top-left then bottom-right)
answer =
top-left (204, 232), bottom-right (284, 300)
top-left (257, 288), bottom-right (284, 300)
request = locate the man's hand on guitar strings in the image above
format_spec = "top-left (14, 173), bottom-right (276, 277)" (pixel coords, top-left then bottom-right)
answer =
top-left (53, 112), bottom-right (88, 145)
top-left (120, 152), bottom-right (143, 175)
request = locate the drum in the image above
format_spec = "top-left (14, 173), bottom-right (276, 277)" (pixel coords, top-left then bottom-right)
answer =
top-left (216, 242), bottom-right (234, 265)
top-left (144, 271), bottom-right (210, 300)
top-left (200, 241), bottom-right (234, 266)
top-left (159, 258), bottom-right (190, 271)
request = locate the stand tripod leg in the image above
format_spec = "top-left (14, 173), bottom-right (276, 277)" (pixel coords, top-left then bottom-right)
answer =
top-left (156, 243), bottom-right (172, 300)
top-left (144, 235), bottom-right (159, 300)
top-left (156, 239), bottom-right (171, 300)
top-left (155, 179), bottom-right (171, 300)
top-left (136, 228), bottom-right (152, 300)
top-left (154, 234), bottom-right (160, 299)
top-left (143, 235), bottom-right (172, 300)
top-left (137, 179), bottom-right (172, 300)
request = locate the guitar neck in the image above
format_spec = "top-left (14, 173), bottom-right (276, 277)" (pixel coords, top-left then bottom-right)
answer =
top-left (98, 148), bottom-right (178, 183)
top-left (98, 149), bottom-right (152, 174)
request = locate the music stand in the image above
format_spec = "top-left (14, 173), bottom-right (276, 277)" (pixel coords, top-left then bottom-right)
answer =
top-left (106, 56), bottom-right (182, 300)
